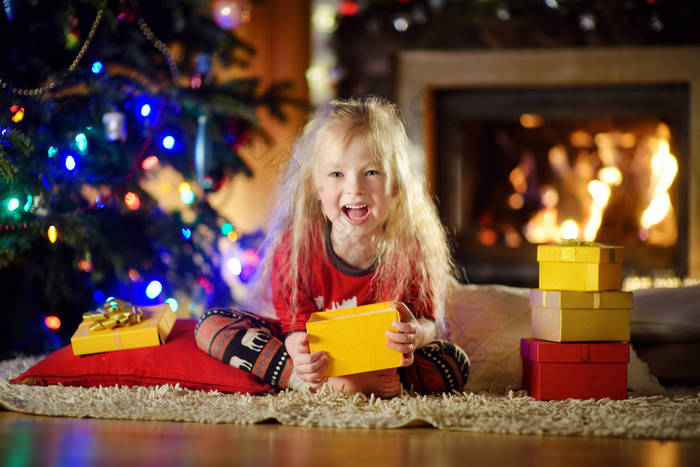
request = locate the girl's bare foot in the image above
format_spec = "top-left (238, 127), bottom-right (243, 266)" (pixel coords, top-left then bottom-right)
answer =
top-left (328, 368), bottom-right (401, 398)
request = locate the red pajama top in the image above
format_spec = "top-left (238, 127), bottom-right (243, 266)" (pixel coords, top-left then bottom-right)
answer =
top-left (271, 226), bottom-right (434, 335)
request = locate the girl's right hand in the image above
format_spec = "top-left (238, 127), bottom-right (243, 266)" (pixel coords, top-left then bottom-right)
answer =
top-left (284, 331), bottom-right (328, 388)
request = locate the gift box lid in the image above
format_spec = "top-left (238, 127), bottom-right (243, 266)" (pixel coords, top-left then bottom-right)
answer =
top-left (529, 289), bottom-right (633, 309)
top-left (307, 301), bottom-right (403, 377)
top-left (521, 338), bottom-right (629, 363)
top-left (537, 243), bottom-right (623, 263)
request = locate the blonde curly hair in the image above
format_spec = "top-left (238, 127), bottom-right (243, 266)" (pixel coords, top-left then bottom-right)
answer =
top-left (256, 97), bottom-right (454, 333)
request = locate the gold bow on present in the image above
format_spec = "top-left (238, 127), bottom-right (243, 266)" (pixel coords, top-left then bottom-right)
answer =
top-left (560, 239), bottom-right (604, 247)
top-left (82, 298), bottom-right (143, 333)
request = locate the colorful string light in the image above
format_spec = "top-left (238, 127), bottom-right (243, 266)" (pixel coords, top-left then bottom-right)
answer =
top-left (124, 192), bottom-right (141, 210)
top-left (145, 280), bottom-right (163, 299)
top-left (141, 155), bottom-right (159, 170)
top-left (44, 316), bottom-right (62, 330)
top-left (48, 225), bottom-right (57, 243)
top-left (6, 198), bottom-right (19, 212)
top-left (162, 135), bottom-right (175, 149)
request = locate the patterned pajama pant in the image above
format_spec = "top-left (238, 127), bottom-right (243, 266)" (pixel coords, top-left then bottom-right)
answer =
top-left (195, 308), bottom-right (470, 394)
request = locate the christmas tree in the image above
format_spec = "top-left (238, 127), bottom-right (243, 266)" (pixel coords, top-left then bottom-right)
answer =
top-left (0, 0), bottom-right (295, 356)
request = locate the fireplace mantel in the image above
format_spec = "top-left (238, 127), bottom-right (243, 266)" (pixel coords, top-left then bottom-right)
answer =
top-left (397, 46), bottom-right (700, 278)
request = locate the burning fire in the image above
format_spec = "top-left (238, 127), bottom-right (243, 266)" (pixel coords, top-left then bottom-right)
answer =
top-left (508, 123), bottom-right (678, 246)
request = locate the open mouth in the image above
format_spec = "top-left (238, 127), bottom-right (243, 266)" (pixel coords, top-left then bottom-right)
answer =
top-left (342, 204), bottom-right (369, 223)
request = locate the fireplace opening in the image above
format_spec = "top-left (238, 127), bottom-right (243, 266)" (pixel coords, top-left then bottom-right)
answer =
top-left (433, 84), bottom-right (689, 287)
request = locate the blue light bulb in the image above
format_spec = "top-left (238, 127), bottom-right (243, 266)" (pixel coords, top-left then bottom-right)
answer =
top-left (162, 136), bottom-right (175, 150)
top-left (141, 104), bottom-right (151, 117)
top-left (91, 61), bottom-right (104, 74)
top-left (166, 298), bottom-right (178, 312)
top-left (145, 280), bottom-right (163, 299)
top-left (65, 155), bottom-right (76, 171)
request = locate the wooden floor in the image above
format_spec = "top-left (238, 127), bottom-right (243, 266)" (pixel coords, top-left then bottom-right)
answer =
top-left (1, 411), bottom-right (699, 466)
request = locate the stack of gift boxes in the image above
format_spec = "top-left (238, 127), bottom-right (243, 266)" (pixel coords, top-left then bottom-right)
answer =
top-left (521, 242), bottom-right (632, 401)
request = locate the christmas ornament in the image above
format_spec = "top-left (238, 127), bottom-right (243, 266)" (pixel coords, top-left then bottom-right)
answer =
top-left (103, 110), bottom-right (127, 142)
top-left (225, 118), bottom-right (251, 150)
top-left (339, 1), bottom-right (359, 17)
top-left (65, 16), bottom-right (81, 50)
top-left (118, 1), bottom-right (136, 23)
top-left (3, 0), bottom-right (15, 22)
top-left (191, 53), bottom-right (212, 89)
top-left (579, 13), bottom-right (596, 31)
top-left (78, 252), bottom-right (94, 272)
top-left (213, 0), bottom-right (251, 30)
top-left (65, 30), bottom-right (80, 49)
top-left (194, 53), bottom-right (212, 75)
top-left (194, 114), bottom-right (212, 190)
top-left (10, 105), bottom-right (24, 122)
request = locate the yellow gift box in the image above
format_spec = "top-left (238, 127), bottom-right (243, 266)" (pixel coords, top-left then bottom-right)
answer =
top-left (529, 289), bottom-right (633, 309)
top-left (530, 306), bottom-right (630, 342)
top-left (537, 243), bottom-right (624, 291)
top-left (71, 304), bottom-right (176, 356)
top-left (306, 301), bottom-right (403, 377)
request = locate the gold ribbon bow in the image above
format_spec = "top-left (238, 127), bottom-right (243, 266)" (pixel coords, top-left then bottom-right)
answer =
top-left (559, 239), bottom-right (617, 262)
top-left (82, 298), bottom-right (143, 333)
top-left (560, 239), bottom-right (604, 247)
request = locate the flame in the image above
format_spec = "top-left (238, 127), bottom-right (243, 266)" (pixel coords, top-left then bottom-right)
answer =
top-left (598, 167), bottom-right (622, 186)
top-left (640, 137), bottom-right (677, 230)
top-left (509, 166), bottom-right (528, 193)
top-left (524, 207), bottom-right (560, 243)
top-left (560, 219), bottom-right (579, 239)
top-left (583, 180), bottom-right (611, 241)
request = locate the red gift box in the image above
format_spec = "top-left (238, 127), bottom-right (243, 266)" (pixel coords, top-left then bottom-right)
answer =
top-left (521, 338), bottom-right (629, 401)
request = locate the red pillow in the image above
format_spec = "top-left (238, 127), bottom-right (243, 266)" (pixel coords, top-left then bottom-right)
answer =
top-left (10, 319), bottom-right (270, 394)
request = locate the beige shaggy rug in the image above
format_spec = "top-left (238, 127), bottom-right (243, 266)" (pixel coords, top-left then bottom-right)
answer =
top-left (1, 356), bottom-right (699, 439)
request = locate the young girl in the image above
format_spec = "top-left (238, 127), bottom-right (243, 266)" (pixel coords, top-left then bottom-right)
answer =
top-left (195, 97), bottom-right (469, 397)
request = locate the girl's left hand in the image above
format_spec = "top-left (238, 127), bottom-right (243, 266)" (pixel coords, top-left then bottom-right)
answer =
top-left (385, 301), bottom-right (425, 367)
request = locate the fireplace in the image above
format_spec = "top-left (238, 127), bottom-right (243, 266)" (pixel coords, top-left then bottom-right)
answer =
top-left (397, 47), bottom-right (700, 286)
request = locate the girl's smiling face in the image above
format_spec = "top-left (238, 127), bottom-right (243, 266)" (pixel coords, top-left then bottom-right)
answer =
top-left (314, 132), bottom-right (392, 241)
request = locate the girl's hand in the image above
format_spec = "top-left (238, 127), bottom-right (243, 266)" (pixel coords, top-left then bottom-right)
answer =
top-left (284, 331), bottom-right (328, 388)
top-left (385, 301), bottom-right (426, 367)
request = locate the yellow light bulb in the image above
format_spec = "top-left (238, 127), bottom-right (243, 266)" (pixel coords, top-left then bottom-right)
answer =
top-left (48, 225), bottom-right (57, 243)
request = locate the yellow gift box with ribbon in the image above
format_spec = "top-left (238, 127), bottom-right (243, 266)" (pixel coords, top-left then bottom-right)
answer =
top-left (529, 289), bottom-right (631, 342)
top-left (71, 299), bottom-right (176, 356)
top-left (537, 241), bottom-right (624, 291)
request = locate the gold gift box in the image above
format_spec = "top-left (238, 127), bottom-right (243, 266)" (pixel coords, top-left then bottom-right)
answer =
top-left (537, 243), bottom-right (623, 292)
top-left (306, 301), bottom-right (403, 377)
top-left (530, 306), bottom-right (630, 342)
top-left (529, 289), bottom-right (631, 343)
top-left (529, 289), bottom-right (633, 309)
top-left (71, 304), bottom-right (176, 356)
